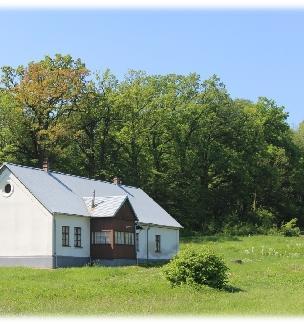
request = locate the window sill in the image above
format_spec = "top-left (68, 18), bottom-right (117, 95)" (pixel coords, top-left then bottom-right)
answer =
top-left (62, 245), bottom-right (71, 247)
top-left (74, 246), bottom-right (83, 248)
top-left (115, 244), bottom-right (135, 246)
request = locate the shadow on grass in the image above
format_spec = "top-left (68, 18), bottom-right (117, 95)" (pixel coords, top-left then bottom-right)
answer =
top-left (174, 283), bottom-right (245, 293)
top-left (193, 284), bottom-right (245, 293)
top-left (137, 261), bottom-right (169, 268)
top-left (181, 235), bottom-right (242, 244)
top-left (222, 285), bottom-right (245, 293)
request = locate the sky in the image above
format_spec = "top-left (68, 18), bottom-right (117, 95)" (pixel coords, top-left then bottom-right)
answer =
top-left (0, 9), bottom-right (303, 127)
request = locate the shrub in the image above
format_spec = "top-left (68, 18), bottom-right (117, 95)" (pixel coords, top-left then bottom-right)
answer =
top-left (162, 248), bottom-right (229, 289)
top-left (255, 208), bottom-right (276, 230)
top-left (222, 222), bottom-right (261, 236)
top-left (280, 218), bottom-right (300, 237)
top-left (221, 208), bottom-right (278, 236)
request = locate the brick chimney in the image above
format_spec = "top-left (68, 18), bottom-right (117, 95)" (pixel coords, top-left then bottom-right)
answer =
top-left (113, 176), bottom-right (122, 185)
top-left (42, 158), bottom-right (50, 172)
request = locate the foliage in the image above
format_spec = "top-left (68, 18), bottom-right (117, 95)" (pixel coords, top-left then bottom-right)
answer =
top-left (221, 208), bottom-right (277, 236)
top-left (222, 222), bottom-right (263, 236)
top-left (162, 247), bottom-right (229, 289)
top-left (1, 54), bottom-right (304, 232)
top-left (0, 54), bottom-right (88, 166)
top-left (280, 218), bottom-right (301, 237)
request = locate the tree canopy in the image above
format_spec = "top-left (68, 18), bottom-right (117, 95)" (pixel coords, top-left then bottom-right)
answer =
top-left (1, 54), bottom-right (303, 233)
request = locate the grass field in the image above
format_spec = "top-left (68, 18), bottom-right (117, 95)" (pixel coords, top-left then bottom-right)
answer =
top-left (1, 234), bottom-right (304, 315)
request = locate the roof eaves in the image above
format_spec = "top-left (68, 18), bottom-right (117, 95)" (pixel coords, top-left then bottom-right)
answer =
top-left (137, 221), bottom-right (183, 229)
top-left (53, 211), bottom-right (90, 217)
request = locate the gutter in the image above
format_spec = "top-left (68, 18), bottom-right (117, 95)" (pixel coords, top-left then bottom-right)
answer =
top-left (53, 217), bottom-right (57, 268)
top-left (137, 222), bottom-right (183, 230)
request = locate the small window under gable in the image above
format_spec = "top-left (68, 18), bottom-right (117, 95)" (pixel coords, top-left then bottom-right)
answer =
top-left (1, 181), bottom-right (14, 197)
top-left (4, 183), bottom-right (11, 194)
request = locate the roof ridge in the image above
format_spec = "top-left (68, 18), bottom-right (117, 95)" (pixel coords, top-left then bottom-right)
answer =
top-left (50, 171), bottom-right (139, 190)
top-left (4, 162), bottom-right (44, 172)
top-left (4, 162), bottom-right (139, 190)
top-left (83, 195), bottom-right (127, 199)
top-left (50, 170), bottom-right (113, 185)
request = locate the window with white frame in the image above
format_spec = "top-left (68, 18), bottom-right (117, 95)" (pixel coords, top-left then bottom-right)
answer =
top-left (114, 231), bottom-right (135, 245)
top-left (125, 232), bottom-right (134, 245)
top-left (74, 227), bottom-right (82, 248)
top-left (92, 230), bottom-right (112, 244)
top-left (115, 231), bottom-right (125, 244)
top-left (62, 226), bottom-right (70, 247)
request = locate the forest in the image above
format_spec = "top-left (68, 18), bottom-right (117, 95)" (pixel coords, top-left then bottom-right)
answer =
top-left (0, 54), bottom-right (303, 233)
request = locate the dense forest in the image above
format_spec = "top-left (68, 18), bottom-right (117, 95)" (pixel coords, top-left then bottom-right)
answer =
top-left (1, 54), bottom-right (304, 233)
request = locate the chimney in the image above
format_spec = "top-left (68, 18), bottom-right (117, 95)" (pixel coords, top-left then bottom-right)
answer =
top-left (42, 158), bottom-right (50, 172)
top-left (91, 190), bottom-right (96, 209)
top-left (113, 176), bottom-right (122, 185)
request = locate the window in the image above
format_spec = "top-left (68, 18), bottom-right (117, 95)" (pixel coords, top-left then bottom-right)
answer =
top-left (155, 235), bottom-right (161, 253)
top-left (125, 232), bottom-right (134, 245)
top-left (4, 184), bottom-right (11, 194)
top-left (136, 233), bottom-right (139, 251)
top-left (114, 231), bottom-right (135, 245)
top-left (115, 231), bottom-right (125, 245)
top-left (2, 182), bottom-right (13, 197)
top-left (74, 227), bottom-right (82, 248)
top-left (62, 226), bottom-right (69, 247)
top-left (92, 231), bottom-right (112, 244)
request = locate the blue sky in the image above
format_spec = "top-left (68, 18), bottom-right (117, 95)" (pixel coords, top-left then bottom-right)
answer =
top-left (1, 9), bottom-right (303, 127)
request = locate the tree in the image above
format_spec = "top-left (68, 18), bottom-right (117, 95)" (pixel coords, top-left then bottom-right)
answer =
top-left (0, 54), bottom-right (88, 167)
top-left (1, 54), bottom-right (303, 232)
top-left (67, 70), bottom-right (120, 178)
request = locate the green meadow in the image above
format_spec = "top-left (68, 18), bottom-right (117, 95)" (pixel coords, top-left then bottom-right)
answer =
top-left (1, 235), bottom-right (304, 315)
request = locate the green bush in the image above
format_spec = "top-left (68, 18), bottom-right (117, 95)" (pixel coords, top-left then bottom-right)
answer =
top-left (162, 248), bottom-right (229, 289)
top-left (280, 218), bottom-right (300, 237)
top-left (255, 208), bottom-right (275, 229)
top-left (221, 208), bottom-right (278, 236)
top-left (222, 222), bottom-right (264, 235)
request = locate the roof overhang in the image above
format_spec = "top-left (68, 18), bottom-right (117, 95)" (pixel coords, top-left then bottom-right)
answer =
top-left (137, 221), bottom-right (183, 229)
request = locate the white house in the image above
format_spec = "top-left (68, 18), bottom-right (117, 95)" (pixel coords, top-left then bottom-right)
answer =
top-left (0, 162), bottom-right (182, 268)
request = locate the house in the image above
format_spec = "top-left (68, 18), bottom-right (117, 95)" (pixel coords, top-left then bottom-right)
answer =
top-left (0, 162), bottom-right (182, 268)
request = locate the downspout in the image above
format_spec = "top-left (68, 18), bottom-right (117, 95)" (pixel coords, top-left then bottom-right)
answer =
top-left (134, 221), bottom-right (138, 266)
top-left (53, 216), bottom-right (57, 268)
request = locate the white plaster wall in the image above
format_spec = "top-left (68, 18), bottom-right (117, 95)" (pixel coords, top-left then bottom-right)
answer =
top-left (54, 214), bottom-right (90, 257)
top-left (137, 224), bottom-right (179, 260)
top-left (0, 168), bottom-right (53, 256)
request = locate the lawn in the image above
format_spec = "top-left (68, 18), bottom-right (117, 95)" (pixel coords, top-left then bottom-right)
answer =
top-left (1, 234), bottom-right (304, 315)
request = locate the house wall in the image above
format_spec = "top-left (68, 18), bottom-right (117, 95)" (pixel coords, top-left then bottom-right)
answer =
top-left (54, 213), bottom-right (90, 267)
top-left (91, 201), bottom-right (136, 260)
top-left (136, 224), bottom-right (179, 262)
top-left (0, 167), bottom-right (53, 268)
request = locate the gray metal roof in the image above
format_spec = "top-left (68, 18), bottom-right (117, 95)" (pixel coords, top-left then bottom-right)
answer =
top-left (83, 196), bottom-right (128, 218)
top-left (1, 163), bottom-right (182, 228)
